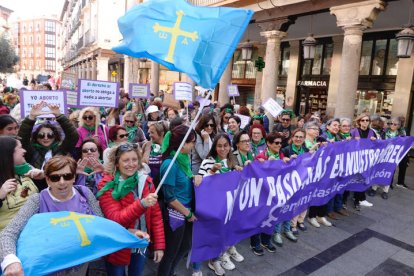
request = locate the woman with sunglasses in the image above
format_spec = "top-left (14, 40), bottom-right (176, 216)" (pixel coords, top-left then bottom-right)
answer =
top-left (0, 136), bottom-right (39, 231)
top-left (102, 125), bottom-right (129, 164)
top-left (249, 124), bottom-right (267, 156)
top-left (75, 139), bottom-right (104, 194)
top-left (18, 101), bottom-right (78, 187)
top-left (0, 114), bottom-right (19, 136)
top-left (98, 143), bottom-right (165, 276)
top-left (350, 113), bottom-right (377, 210)
top-left (122, 111), bottom-right (147, 147)
top-left (192, 114), bottom-right (217, 175)
top-left (158, 125), bottom-right (201, 276)
top-left (76, 107), bottom-right (109, 155)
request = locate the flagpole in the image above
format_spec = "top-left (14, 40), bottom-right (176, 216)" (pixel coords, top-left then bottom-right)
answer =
top-left (155, 89), bottom-right (212, 194)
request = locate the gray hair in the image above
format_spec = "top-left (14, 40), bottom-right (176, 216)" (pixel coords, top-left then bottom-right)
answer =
top-left (340, 117), bottom-right (352, 126)
top-left (304, 121), bottom-right (319, 130)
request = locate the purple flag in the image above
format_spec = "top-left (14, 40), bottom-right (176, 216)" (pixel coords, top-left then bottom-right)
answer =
top-left (191, 137), bottom-right (414, 262)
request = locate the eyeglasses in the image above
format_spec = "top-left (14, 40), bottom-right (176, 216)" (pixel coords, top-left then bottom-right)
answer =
top-left (294, 136), bottom-right (304, 139)
top-left (341, 125), bottom-right (351, 128)
top-left (224, 116), bottom-right (230, 120)
top-left (125, 120), bottom-right (135, 124)
top-left (360, 119), bottom-right (370, 122)
top-left (37, 132), bottom-right (54, 139)
top-left (281, 118), bottom-right (291, 122)
top-left (391, 123), bottom-right (400, 126)
top-left (205, 123), bottom-right (215, 128)
top-left (272, 141), bottom-right (282, 145)
top-left (309, 127), bottom-right (319, 131)
top-left (118, 133), bottom-right (129, 139)
top-left (48, 173), bottom-right (75, 182)
top-left (82, 147), bottom-right (98, 153)
top-left (83, 115), bottom-right (95, 121)
top-left (239, 139), bottom-right (250, 144)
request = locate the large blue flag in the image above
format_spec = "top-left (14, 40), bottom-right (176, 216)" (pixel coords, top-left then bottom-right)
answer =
top-left (15, 212), bottom-right (148, 275)
top-left (113, 0), bottom-right (253, 89)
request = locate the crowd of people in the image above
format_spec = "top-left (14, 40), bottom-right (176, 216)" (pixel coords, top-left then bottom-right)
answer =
top-left (0, 77), bottom-right (410, 276)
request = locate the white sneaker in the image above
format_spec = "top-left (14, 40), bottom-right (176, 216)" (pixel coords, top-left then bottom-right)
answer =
top-left (220, 252), bottom-right (236, 270)
top-left (227, 246), bottom-right (244, 262)
top-left (192, 271), bottom-right (203, 276)
top-left (359, 200), bottom-right (373, 207)
top-left (307, 217), bottom-right (320, 228)
top-left (317, 216), bottom-right (332, 227)
top-left (208, 260), bottom-right (225, 276)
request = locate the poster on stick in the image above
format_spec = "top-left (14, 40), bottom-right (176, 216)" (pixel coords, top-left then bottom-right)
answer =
top-left (173, 82), bottom-right (193, 102)
top-left (60, 72), bottom-right (77, 90)
top-left (262, 98), bottom-right (284, 118)
top-left (227, 85), bottom-right (239, 97)
top-left (129, 83), bottom-right (150, 99)
top-left (78, 79), bottom-right (119, 108)
top-left (19, 90), bottom-right (67, 118)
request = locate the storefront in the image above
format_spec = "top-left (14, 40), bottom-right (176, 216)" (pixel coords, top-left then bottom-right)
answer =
top-left (296, 80), bottom-right (329, 117)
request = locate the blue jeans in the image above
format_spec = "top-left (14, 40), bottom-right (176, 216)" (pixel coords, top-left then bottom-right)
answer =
top-left (250, 233), bottom-right (271, 247)
top-left (274, 221), bottom-right (291, 234)
top-left (327, 194), bottom-right (343, 213)
top-left (105, 252), bottom-right (146, 276)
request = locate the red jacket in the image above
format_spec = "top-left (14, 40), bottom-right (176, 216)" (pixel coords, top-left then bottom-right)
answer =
top-left (98, 173), bottom-right (165, 265)
top-left (255, 149), bottom-right (285, 161)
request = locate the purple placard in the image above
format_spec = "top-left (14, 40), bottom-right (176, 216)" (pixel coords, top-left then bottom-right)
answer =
top-left (227, 84), bottom-right (239, 97)
top-left (19, 90), bottom-right (67, 119)
top-left (129, 83), bottom-right (150, 99)
top-left (173, 82), bottom-right (193, 102)
top-left (77, 79), bottom-right (119, 108)
top-left (62, 89), bottom-right (80, 108)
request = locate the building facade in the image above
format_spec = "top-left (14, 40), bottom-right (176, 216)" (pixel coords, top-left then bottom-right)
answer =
top-left (0, 5), bottom-right (13, 36)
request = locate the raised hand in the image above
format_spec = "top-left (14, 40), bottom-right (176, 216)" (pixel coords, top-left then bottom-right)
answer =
top-left (29, 101), bottom-right (47, 120)
top-left (47, 103), bottom-right (61, 117)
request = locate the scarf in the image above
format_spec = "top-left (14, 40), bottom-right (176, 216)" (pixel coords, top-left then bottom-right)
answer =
top-left (96, 171), bottom-right (138, 200)
top-left (265, 149), bottom-right (280, 160)
top-left (251, 138), bottom-right (265, 155)
top-left (161, 131), bottom-right (193, 178)
top-left (214, 157), bottom-right (230, 173)
top-left (150, 143), bottom-right (162, 157)
top-left (83, 124), bottom-right (96, 132)
top-left (14, 163), bottom-right (32, 176)
top-left (292, 144), bottom-right (305, 155)
top-left (340, 132), bottom-right (351, 138)
top-left (385, 129), bottom-right (398, 139)
top-left (240, 151), bottom-right (253, 165)
top-left (126, 125), bottom-right (138, 143)
top-left (32, 142), bottom-right (59, 152)
top-left (227, 129), bottom-right (234, 135)
top-left (325, 131), bottom-right (339, 142)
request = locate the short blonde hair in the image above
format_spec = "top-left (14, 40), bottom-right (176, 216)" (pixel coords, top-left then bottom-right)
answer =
top-left (79, 107), bottom-right (100, 129)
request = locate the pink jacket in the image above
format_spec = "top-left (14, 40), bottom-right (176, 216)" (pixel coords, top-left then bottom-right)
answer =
top-left (76, 125), bottom-right (109, 150)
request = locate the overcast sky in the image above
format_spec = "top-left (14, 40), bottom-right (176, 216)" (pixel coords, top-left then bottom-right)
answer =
top-left (2, 0), bottom-right (65, 20)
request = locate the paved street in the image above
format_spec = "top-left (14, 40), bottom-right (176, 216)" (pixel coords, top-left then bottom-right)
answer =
top-left (142, 160), bottom-right (414, 276)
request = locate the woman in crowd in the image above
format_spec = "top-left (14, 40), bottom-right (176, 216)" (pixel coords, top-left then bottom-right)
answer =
top-left (233, 130), bottom-right (254, 167)
top-left (192, 114), bottom-right (217, 175)
top-left (227, 115), bottom-right (241, 142)
top-left (250, 132), bottom-right (287, 256)
top-left (219, 106), bottom-right (233, 133)
top-left (143, 105), bottom-right (162, 139)
top-left (0, 136), bottom-right (39, 231)
top-left (98, 143), bottom-right (165, 276)
top-left (123, 111), bottom-right (147, 146)
top-left (370, 116), bottom-right (386, 140)
top-left (198, 134), bottom-right (244, 276)
top-left (142, 122), bottom-right (168, 188)
top-left (75, 139), bottom-right (104, 195)
top-left (103, 125), bottom-right (129, 164)
top-left (249, 124), bottom-right (267, 156)
top-left (350, 113), bottom-right (376, 210)
top-left (0, 114), bottom-right (19, 136)
top-left (165, 108), bottom-right (179, 122)
top-left (158, 125), bottom-right (199, 276)
top-left (339, 118), bottom-right (353, 140)
top-left (76, 107), bottom-right (109, 153)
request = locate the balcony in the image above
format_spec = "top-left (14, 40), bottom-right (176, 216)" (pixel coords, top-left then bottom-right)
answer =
top-left (187, 0), bottom-right (226, 6)
top-left (84, 30), bottom-right (96, 46)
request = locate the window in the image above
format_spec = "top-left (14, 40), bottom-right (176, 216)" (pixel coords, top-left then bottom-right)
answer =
top-left (35, 22), bottom-right (40, 32)
top-left (372, 39), bottom-right (387, 75)
top-left (29, 60), bottom-right (33, 69)
top-left (29, 48), bottom-right (34, 58)
top-left (231, 48), bottom-right (258, 79)
top-left (22, 36), bottom-right (26, 45)
top-left (45, 60), bottom-right (55, 71)
top-left (45, 47), bottom-right (55, 58)
top-left (22, 49), bottom-right (26, 58)
top-left (45, 21), bottom-right (56, 32)
top-left (36, 60), bottom-right (41, 69)
top-left (386, 39), bottom-right (398, 75)
top-left (29, 23), bottom-right (33, 32)
top-left (29, 36), bottom-right (33, 45)
top-left (37, 35), bottom-right (41, 45)
top-left (36, 47), bottom-right (41, 57)
top-left (301, 40), bottom-right (333, 76)
top-left (22, 24), bottom-right (26, 33)
top-left (45, 34), bottom-right (55, 46)
top-left (279, 44), bottom-right (290, 76)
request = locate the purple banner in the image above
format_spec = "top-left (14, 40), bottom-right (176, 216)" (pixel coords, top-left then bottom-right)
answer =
top-left (191, 137), bottom-right (414, 262)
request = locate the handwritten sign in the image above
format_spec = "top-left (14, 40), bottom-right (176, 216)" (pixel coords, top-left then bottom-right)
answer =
top-left (227, 85), bottom-right (240, 97)
top-left (19, 90), bottom-right (67, 118)
top-left (78, 79), bottom-right (119, 108)
top-left (129, 83), bottom-right (150, 99)
top-left (173, 82), bottom-right (193, 102)
top-left (60, 72), bottom-right (77, 90)
top-left (235, 113), bottom-right (251, 129)
top-left (262, 98), bottom-right (284, 118)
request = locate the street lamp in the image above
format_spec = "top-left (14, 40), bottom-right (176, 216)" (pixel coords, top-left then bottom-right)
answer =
top-left (241, 41), bottom-right (253, 61)
top-left (303, 34), bottom-right (316, 60)
top-left (396, 26), bottom-right (414, 58)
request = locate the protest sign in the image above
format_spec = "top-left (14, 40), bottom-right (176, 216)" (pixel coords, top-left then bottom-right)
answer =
top-left (235, 113), bottom-right (251, 129)
top-left (191, 137), bottom-right (414, 262)
top-left (78, 79), bottom-right (119, 108)
top-left (227, 85), bottom-right (239, 97)
top-left (262, 98), bottom-right (284, 118)
top-left (129, 83), bottom-right (150, 99)
top-left (19, 90), bottom-right (67, 118)
top-left (163, 92), bottom-right (181, 109)
top-left (60, 72), bottom-right (77, 90)
top-left (173, 82), bottom-right (193, 102)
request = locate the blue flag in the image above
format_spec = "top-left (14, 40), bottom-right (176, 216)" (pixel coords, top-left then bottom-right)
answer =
top-left (15, 212), bottom-right (148, 275)
top-left (113, 0), bottom-right (253, 89)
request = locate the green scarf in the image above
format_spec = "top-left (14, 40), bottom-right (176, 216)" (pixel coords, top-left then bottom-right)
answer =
top-left (161, 131), bottom-right (193, 178)
top-left (96, 171), bottom-right (138, 200)
top-left (84, 159), bottom-right (103, 174)
top-left (32, 142), bottom-right (59, 152)
top-left (266, 149), bottom-right (280, 160)
top-left (14, 163), bottom-right (31, 176)
top-left (150, 143), bottom-right (162, 157)
top-left (385, 130), bottom-right (398, 139)
top-left (326, 131), bottom-right (339, 142)
top-left (340, 132), bottom-right (351, 138)
top-left (240, 151), bottom-right (253, 165)
top-left (126, 125), bottom-right (138, 143)
top-left (227, 129), bottom-right (234, 135)
top-left (83, 124), bottom-right (96, 132)
top-left (251, 138), bottom-right (265, 155)
top-left (214, 157), bottom-right (231, 173)
top-left (292, 144), bottom-right (305, 155)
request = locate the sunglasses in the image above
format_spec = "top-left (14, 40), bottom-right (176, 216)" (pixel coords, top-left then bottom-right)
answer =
top-left (391, 123), bottom-right (400, 126)
top-left (360, 119), bottom-right (370, 122)
top-left (83, 115), bottom-right (95, 121)
top-left (239, 139), bottom-right (250, 144)
top-left (82, 147), bottom-right (98, 153)
top-left (224, 116), bottom-right (230, 120)
top-left (37, 132), bottom-right (54, 139)
top-left (118, 133), bottom-right (128, 139)
top-left (281, 118), bottom-right (291, 121)
top-left (125, 120), bottom-right (135, 124)
top-left (272, 141), bottom-right (282, 145)
top-left (48, 173), bottom-right (75, 182)
top-left (205, 123), bottom-right (215, 128)
top-left (116, 143), bottom-right (139, 155)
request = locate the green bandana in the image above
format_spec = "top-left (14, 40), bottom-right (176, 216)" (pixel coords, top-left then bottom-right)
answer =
top-left (150, 143), bottom-right (162, 157)
top-left (251, 138), bottom-right (265, 155)
top-left (14, 163), bottom-right (31, 176)
top-left (32, 142), bottom-right (59, 152)
top-left (170, 150), bottom-right (193, 178)
top-left (340, 132), bottom-right (351, 138)
top-left (96, 171), bottom-right (138, 200)
top-left (253, 114), bottom-right (264, 120)
top-left (292, 144), bottom-right (305, 155)
top-left (266, 149), bottom-right (280, 160)
top-left (126, 126), bottom-right (138, 143)
top-left (326, 131), bottom-right (339, 142)
top-left (83, 124), bottom-right (96, 132)
top-left (240, 151), bottom-right (254, 165)
top-left (224, 108), bottom-right (233, 114)
top-left (214, 157), bottom-right (231, 173)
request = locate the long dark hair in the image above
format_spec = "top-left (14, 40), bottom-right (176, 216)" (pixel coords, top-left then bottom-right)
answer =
top-left (0, 114), bottom-right (18, 131)
top-left (162, 124), bottom-right (195, 160)
top-left (195, 114), bottom-right (217, 138)
top-left (0, 136), bottom-right (18, 184)
top-left (31, 122), bottom-right (61, 143)
top-left (207, 134), bottom-right (237, 169)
